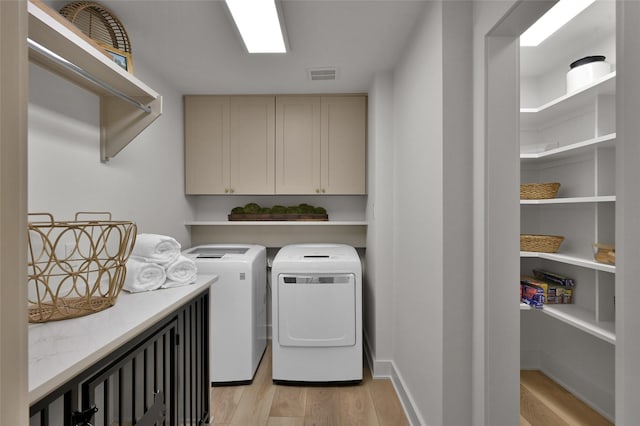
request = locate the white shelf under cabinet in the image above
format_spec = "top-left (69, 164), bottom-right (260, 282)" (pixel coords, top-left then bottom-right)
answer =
top-left (27, 0), bottom-right (162, 161)
top-left (186, 221), bottom-right (368, 248)
top-left (520, 72), bottom-right (616, 129)
top-left (186, 220), bottom-right (368, 226)
top-left (520, 251), bottom-right (615, 273)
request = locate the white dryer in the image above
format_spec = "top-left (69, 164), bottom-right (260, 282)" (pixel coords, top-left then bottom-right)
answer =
top-left (271, 243), bottom-right (362, 383)
top-left (183, 244), bottom-right (267, 384)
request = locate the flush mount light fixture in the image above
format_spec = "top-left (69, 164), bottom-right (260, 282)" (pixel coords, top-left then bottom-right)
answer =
top-left (225, 0), bottom-right (287, 53)
top-left (520, 0), bottom-right (596, 47)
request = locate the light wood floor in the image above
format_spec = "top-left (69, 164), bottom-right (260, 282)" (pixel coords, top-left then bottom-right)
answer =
top-left (209, 344), bottom-right (409, 426)
top-left (210, 347), bottom-right (613, 426)
top-left (520, 370), bottom-right (613, 426)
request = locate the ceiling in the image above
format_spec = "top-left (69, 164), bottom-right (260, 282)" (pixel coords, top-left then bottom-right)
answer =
top-left (50, 0), bottom-right (428, 95)
top-left (520, 0), bottom-right (615, 77)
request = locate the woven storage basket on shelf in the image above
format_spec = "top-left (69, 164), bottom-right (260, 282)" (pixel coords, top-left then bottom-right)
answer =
top-left (27, 212), bottom-right (137, 323)
top-left (520, 182), bottom-right (561, 200)
top-left (520, 234), bottom-right (565, 253)
top-left (593, 243), bottom-right (615, 265)
top-left (59, 1), bottom-right (131, 53)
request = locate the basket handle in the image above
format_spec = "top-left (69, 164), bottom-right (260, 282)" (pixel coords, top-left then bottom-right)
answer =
top-left (75, 212), bottom-right (112, 222)
top-left (28, 213), bottom-right (54, 224)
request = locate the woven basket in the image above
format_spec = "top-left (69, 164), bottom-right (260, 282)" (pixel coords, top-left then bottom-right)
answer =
top-left (59, 1), bottom-right (131, 53)
top-left (27, 212), bottom-right (137, 323)
top-left (520, 234), bottom-right (564, 253)
top-left (593, 243), bottom-right (615, 265)
top-left (520, 182), bottom-right (561, 200)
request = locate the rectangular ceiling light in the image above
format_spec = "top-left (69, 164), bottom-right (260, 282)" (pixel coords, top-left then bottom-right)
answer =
top-left (225, 0), bottom-right (287, 53)
top-left (520, 0), bottom-right (596, 47)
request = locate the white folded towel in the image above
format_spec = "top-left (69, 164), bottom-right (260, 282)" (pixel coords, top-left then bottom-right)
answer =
top-left (132, 233), bottom-right (181, 265)
top-left (161, 255), bottom-right (198, 288)
top-left (123, 257), bottom-right (167, 293)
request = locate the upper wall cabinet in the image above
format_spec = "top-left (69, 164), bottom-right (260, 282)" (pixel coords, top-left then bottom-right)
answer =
top-left (275, 96), bottom-right (322, 194)
top-left (320, 96), bottom-right (367, 194)
top-left (184, 96), bottom-right (275, 195)
top-left (230, 97), bottom-right (276, 194)
top-left (185, 94), bottom-right (367, 195)
top-left (27, 0), bottom-right (162, 162)
top-left (184, 96), bottom-right (229, 194)
top-left (275, 95), bottom-right (367, 195)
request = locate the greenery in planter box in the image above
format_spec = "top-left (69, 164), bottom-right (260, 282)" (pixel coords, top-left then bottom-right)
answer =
top-left (230, 203), bottom-right (327, 215)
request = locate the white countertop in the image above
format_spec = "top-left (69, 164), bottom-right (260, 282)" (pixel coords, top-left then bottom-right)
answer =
top-left (29, 274), bottom-right (217, 404)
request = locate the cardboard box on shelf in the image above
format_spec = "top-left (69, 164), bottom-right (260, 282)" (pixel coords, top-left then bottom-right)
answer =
top-left (521, 280), bottom-right (545, 308)
top-left (522, 276), bottom-right (573, 304)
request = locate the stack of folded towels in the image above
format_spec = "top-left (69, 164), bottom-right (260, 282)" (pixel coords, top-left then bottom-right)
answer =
top-left (123, 233), bottom-right (198, 293)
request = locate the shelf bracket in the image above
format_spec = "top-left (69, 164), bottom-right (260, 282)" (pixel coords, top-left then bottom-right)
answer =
top-left (100, 95), bottom-right (163, 162)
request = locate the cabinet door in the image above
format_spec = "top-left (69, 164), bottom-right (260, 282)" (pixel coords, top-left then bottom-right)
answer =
top-left (229, 96), bottom-right (275, 194)
top-left (321, 96), bottom-right (367, 194)
top-left (184, 96), bottom-right (229, 194)
top-left (275, 96), bottom-right (321, 194)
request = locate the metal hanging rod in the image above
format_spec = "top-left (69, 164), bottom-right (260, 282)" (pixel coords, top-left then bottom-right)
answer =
top-left (27, 38), bottom-right (152, 114)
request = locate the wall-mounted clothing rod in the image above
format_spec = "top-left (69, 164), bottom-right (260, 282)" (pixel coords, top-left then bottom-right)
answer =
top-left (27, 38), bottom-right (152, 114)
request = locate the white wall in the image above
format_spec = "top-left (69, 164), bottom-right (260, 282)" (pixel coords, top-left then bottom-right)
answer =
top-left (392, 2), bottom-right (444, 424)
top-left (28, 62), bottom-right (195, 247)
top-left (365, 71), bottom-right (395, 366)
top-left (441, 2), bottom-right (473, 424)
top-left (365, 3), bottom-right (475, 424)
top-left (615, 3), bottom-right (640, 423)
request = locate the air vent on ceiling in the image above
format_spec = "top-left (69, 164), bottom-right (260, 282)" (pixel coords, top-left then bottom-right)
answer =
top-left (308, 67), bottom-right (337, 81)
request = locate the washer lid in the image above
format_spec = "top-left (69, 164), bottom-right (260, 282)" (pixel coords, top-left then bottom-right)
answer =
top-left (189, 247), bottom-right (249, 258)
top-left (276, 243), bottom-right (357, 261)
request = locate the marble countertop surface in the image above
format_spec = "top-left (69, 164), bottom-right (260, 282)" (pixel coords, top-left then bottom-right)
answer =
top-left (29, 274), bottom-right (217, 404)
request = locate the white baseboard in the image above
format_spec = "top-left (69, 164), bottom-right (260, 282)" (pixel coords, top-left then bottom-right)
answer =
top-left (363, 333), bottom-right (424, 426)
top-left (363, 332), bottom-right (392, 377)
top-left (539, 351), bottom-right (615, 422)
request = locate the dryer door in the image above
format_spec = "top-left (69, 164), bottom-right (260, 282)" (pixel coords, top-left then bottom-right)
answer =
top-left (278, 274), bottom-right (356, 347)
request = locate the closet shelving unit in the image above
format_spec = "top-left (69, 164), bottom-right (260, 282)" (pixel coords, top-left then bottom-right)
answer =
top-left (27, 0), bottom-right (162, 161)
top-left (518, 1), bottom-right (617, 420)
top-left (520, 71), bottom-right (616, 345)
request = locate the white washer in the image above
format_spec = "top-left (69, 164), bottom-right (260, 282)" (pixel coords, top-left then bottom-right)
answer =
top-left (183, 244), bottom-right (267, 384)
top-left (271, 243), bottom-right (362, 383)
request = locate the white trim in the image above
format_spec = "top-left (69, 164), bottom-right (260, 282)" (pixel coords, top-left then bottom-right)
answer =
top-left (389, 361), bottom-right (426, 426)
top-left (363, 333), bottom-right (423, 426)
top-left (363, 331), bottom-right (392, 378)
top-left (0, 1), bottom-right (29, 422)
top-left (539, 352), bottom-right (614, 422)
